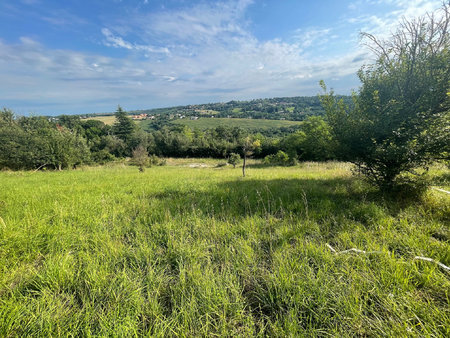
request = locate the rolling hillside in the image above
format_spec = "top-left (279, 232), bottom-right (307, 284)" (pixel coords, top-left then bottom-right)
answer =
top-left (140, 117), bottom-right (302, 131)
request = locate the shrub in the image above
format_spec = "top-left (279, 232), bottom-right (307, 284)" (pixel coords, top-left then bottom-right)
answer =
top-left (264, 150), bottom-right (291, 166)
top-left (132, 145), bottom-right (149, 172)
top-left (228, 153), bottom-right (241, 168)
top-left (216, 162), bottom-right (228, 168)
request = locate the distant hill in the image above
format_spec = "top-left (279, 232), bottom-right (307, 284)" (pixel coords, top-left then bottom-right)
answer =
top-left (170, 117), bottom-right (302, 130)
top-left (129, 96), bottom-right (353, 121)
top-left (82, 95), bottom-right (352, 121)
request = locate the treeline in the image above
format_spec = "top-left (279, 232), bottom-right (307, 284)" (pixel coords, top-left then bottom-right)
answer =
top-left (0, 107), bottom-right (148, 170)
top-left (0, 106), bottom-right (335, 170)
top-left (146, 116), bottom-right (332, 161)
top-left (131, 115), bottom-right (334, 162)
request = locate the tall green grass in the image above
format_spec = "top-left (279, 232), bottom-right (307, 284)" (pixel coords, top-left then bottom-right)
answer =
top-left (0, 162), bottom-right (449, 336)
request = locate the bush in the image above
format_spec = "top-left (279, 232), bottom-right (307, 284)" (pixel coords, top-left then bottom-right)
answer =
top-left (264, 150), bottom-right (291, 166)
top-left (227, 153), bottom-right (241, 168)
top-left (91, 149), bottom-right (116, 164)
top-left (132, 145), bottom-right (149, 172)
top-left (149, 154), bottom-right (166, 166)
top-left (216, 162), bottom-right (228, 168)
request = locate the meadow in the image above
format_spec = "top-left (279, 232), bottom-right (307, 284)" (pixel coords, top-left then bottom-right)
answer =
top-left (81, 115), bottom-right (117, 125)
top-left (142, 117), bottom-right (302, 131)
top-left (0, 162), bottom-right (449, 336)
top-left (81, 115), bottom-right (302, 131)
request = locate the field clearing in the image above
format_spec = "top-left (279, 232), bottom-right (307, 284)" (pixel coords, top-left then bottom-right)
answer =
top-left (84, 115), bottom-right (302, 130)
top-left (81, 115), bottom-right (116, 125)
top-left (195, 109), bottom-right (221, 115)
top-left (169, 117), bottom-right (302, 130)
top-left (0, 162), bottom-right (449, 336)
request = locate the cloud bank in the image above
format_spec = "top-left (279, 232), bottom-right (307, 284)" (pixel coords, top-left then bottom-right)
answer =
top-left (0, 0), bottom-right (443, 114)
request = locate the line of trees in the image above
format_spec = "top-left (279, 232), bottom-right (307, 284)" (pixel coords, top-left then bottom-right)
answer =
top-left (127, 115), bottom-right (335, 162)
top-left (0, 104), bottom-right (337, 171)
top-left (0, 106), bottom-right (148, 170)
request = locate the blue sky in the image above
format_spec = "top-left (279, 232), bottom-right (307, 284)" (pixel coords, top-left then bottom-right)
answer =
top-left (0, 0), bottom-right (443, 115)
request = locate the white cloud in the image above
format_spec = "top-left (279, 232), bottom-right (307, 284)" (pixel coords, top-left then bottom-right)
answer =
top-left (293, 28), bottom-right (332, 49)
top-left (41, 9), bottom-right (87, 27)
top-left (101, 28), bottom-right (170, 55)
top-left (102, 28), bottom-right (134, 49)
top-left (0, 29), bottom-right (366, 115)
top-left (131, 0), bottom-right (253, 48)
top-left (6, 0), bottom-right (442, 114)
top-left (346, 0), bottom-right (442, 37)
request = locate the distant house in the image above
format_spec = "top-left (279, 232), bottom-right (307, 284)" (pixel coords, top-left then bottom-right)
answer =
top-left (132, 113), bottom-right (148, 120)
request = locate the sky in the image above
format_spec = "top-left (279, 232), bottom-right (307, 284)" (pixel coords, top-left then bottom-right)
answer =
top-left (0, 0), bottom-right (444, 115)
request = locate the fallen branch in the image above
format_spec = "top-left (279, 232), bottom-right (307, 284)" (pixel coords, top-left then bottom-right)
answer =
top-left (326, 243), bottom-right (336, 253)
top-left (326, 243), bottom-right (383, 255)
top-left (414, 256), bottom-right (450, 271)
top-left (432, 187), bottom-right (450, 195)
top-left (33, 163), bottom-right (48, 173)
top-left (326, 243), bottom-right (450, 272)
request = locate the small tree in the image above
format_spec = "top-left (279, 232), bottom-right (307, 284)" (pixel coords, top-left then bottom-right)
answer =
top-left (132, 144), bottom-right (149, 172)
top-left (228, 152), bottom-right (241, 168)
top-left (321, 4), bottom-right (450, 190)
top-left (241, 136), bottom-right (261, 177)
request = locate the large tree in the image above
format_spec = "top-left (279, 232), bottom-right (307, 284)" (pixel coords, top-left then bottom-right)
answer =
top-left (112, 105), bottom-right (136, 155)
top-left (321, 3), bottom-right (450, 189)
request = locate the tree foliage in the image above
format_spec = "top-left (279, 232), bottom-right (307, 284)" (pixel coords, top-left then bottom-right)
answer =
top-left (0, 111), bottom-right (90, 170)
top-left (228, 153), bottom-right (241, 168)
top-left (264, 150), bottom-right (291, 166)
top-left (132, 144), bottom-right (150, 172)
top-left (280, 116), bottom-right (333, 161)
top-left (321, 4), bottom-right (450, 189)
top-left (112, 106), bottom-right (136, 155)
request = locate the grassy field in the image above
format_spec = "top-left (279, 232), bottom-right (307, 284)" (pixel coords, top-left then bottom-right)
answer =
top-left (82, 116), bottom-right (302, 131)
top-left (0, 162), bottom-right (449, 336)
top-left (141, 117), bottom-right (302, 131)
top-left (81, 115), bottom-right (117, 125)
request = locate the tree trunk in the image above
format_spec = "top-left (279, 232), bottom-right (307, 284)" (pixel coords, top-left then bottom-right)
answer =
top-left (242, 154), bottom-right (246, 177)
